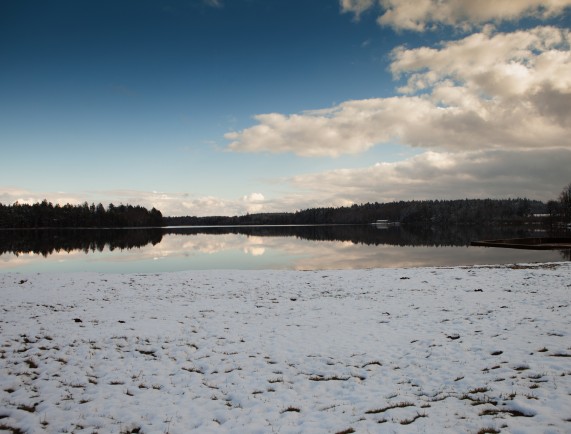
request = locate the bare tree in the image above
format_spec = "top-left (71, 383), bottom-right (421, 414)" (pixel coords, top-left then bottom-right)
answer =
top-left (559, 182), bottom-right (571, 223)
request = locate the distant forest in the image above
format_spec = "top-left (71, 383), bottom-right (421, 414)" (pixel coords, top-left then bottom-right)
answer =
top-left (164, 198), bottom-right (555, 227)
top-left (0, 201), bottom-right (163, 228)
top-left (1, 195), bottom-right (569, 229)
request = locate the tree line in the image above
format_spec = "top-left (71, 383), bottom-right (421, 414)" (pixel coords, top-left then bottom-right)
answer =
top-left (164, 198), bottom-right (550, 227)
top-left (166, 183), bottom-right (571, 227)
top-left (0, 201), bottom-right (163, 228)
top-left (1, 183), bottom-right (569, 229)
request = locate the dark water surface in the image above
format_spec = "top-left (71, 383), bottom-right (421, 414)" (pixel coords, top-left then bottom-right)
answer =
top-left (0, 225), bottom-right (568, 273)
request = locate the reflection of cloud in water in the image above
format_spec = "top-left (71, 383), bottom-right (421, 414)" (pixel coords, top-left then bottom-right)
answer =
top-left (0, 253), bottom-right (35, 270)
top-left (243, 236), bottom-right (266, 257)
top-left (181, 238), bottom-right (228, 254)
top-left (0, 234), bottom-right (284, 270)
top-left (0, 231), bottom-right (566, 272)
top-left (282, 242), bottom-right (564, 270)
top-left (244, 246), bottom-right (266, 257)
top-left (163, 234), bottom-right (268, 257)
top-left (0, 250), bottom-right (90, 270)
top-left (176, 234), bottom-right (249, 255)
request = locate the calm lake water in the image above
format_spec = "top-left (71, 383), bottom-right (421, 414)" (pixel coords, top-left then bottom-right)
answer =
top-left (0, 225), bottom-right (568, 273)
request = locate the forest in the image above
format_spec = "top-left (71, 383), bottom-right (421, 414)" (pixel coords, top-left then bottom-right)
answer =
top-left (167, 182), bottom-right (571, 227)
top-left (164, 198), bottom-right (553, 227)
top-left (0, 201), bottom-right (163, 228)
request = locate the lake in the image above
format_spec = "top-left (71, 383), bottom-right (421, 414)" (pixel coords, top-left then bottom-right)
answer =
top-left (0, 225), bottom-right (568, 273)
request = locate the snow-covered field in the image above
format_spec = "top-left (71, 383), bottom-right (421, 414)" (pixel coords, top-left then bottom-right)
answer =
top-left (1, 264), bottom-right (570, 433)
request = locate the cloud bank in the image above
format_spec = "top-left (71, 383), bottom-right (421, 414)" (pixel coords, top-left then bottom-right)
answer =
top-left (289, 148), bottom-right (571, 205)
top-left (0, 188), bottom-right (270, 218)
top-left (222, 11), bottom-right (571, 213)
top-left (226, 26), bottom-right (570, 157)
top-left (341, 0), bottom-right (571, 31)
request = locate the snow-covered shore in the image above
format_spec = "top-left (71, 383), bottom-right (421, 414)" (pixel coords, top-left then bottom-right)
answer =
top-left (1, 264), bottom-right (570, 433)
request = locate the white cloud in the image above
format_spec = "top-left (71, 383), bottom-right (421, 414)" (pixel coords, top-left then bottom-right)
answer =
top-left (152, 191), bottom-right (269, 217)
top-left (225, 100), bottom-right (420, 157)
top-left (241, 192), bottom-right (265, 214)
top-left (226, 26), bottom-right (570, 157)
top-left (0, 188), bottom-right (275, 218)
top-left (390, 26), bottom-right (571, 97)
top-left (0, 188), bottom-right (83, 207)
top-left (243, 192), bottom-right (264, 202)
top-left (289, 148), bottom-right (571, 203)
top-left (3, 143), bottom-right (570, 223)
top-left (340, 0), bottom-right (375, 20)
top-left (340, 0), bottom-right (571, 31)
top-left (223, 24), bottom-right (571, 210)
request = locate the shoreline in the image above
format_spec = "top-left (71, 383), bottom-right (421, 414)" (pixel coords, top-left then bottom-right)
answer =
top-left (1, 263), bottom-right (570, 433)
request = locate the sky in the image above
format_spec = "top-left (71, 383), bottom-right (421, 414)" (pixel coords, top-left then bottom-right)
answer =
top-left (1, 0), bottom-right (570, 217)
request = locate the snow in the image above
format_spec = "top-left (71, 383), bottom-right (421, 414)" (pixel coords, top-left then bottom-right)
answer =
top-left (1, 263), bottom-right (570, 433)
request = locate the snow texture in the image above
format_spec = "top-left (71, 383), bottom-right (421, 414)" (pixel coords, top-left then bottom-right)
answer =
top-left (1, 263), bottom-right (570, 433)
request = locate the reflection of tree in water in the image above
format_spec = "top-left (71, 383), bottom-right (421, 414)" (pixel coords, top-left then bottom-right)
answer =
top-left (559, 249), bottom-right (571, 261)
top-left (0, 225), bottom-right (568, 258)
top-left (165, 225), bottom-right (552, 248)
top-left (0, 229), bottom-right (163, 257)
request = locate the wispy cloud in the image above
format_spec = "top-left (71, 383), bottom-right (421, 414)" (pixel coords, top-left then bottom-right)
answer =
top-left (340, 0), bottom-right (375, 20)
top-left (203, 0), bottom-right (223, 9)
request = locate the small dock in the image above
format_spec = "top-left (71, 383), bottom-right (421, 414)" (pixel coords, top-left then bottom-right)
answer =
top-left (471, 237), bottom-right (571, 250)
top-left (372, 220), bottom-right (399, 228)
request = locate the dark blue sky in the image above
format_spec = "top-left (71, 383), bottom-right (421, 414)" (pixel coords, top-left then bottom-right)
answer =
top-left (2, 0), bottom-right (404, 126)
